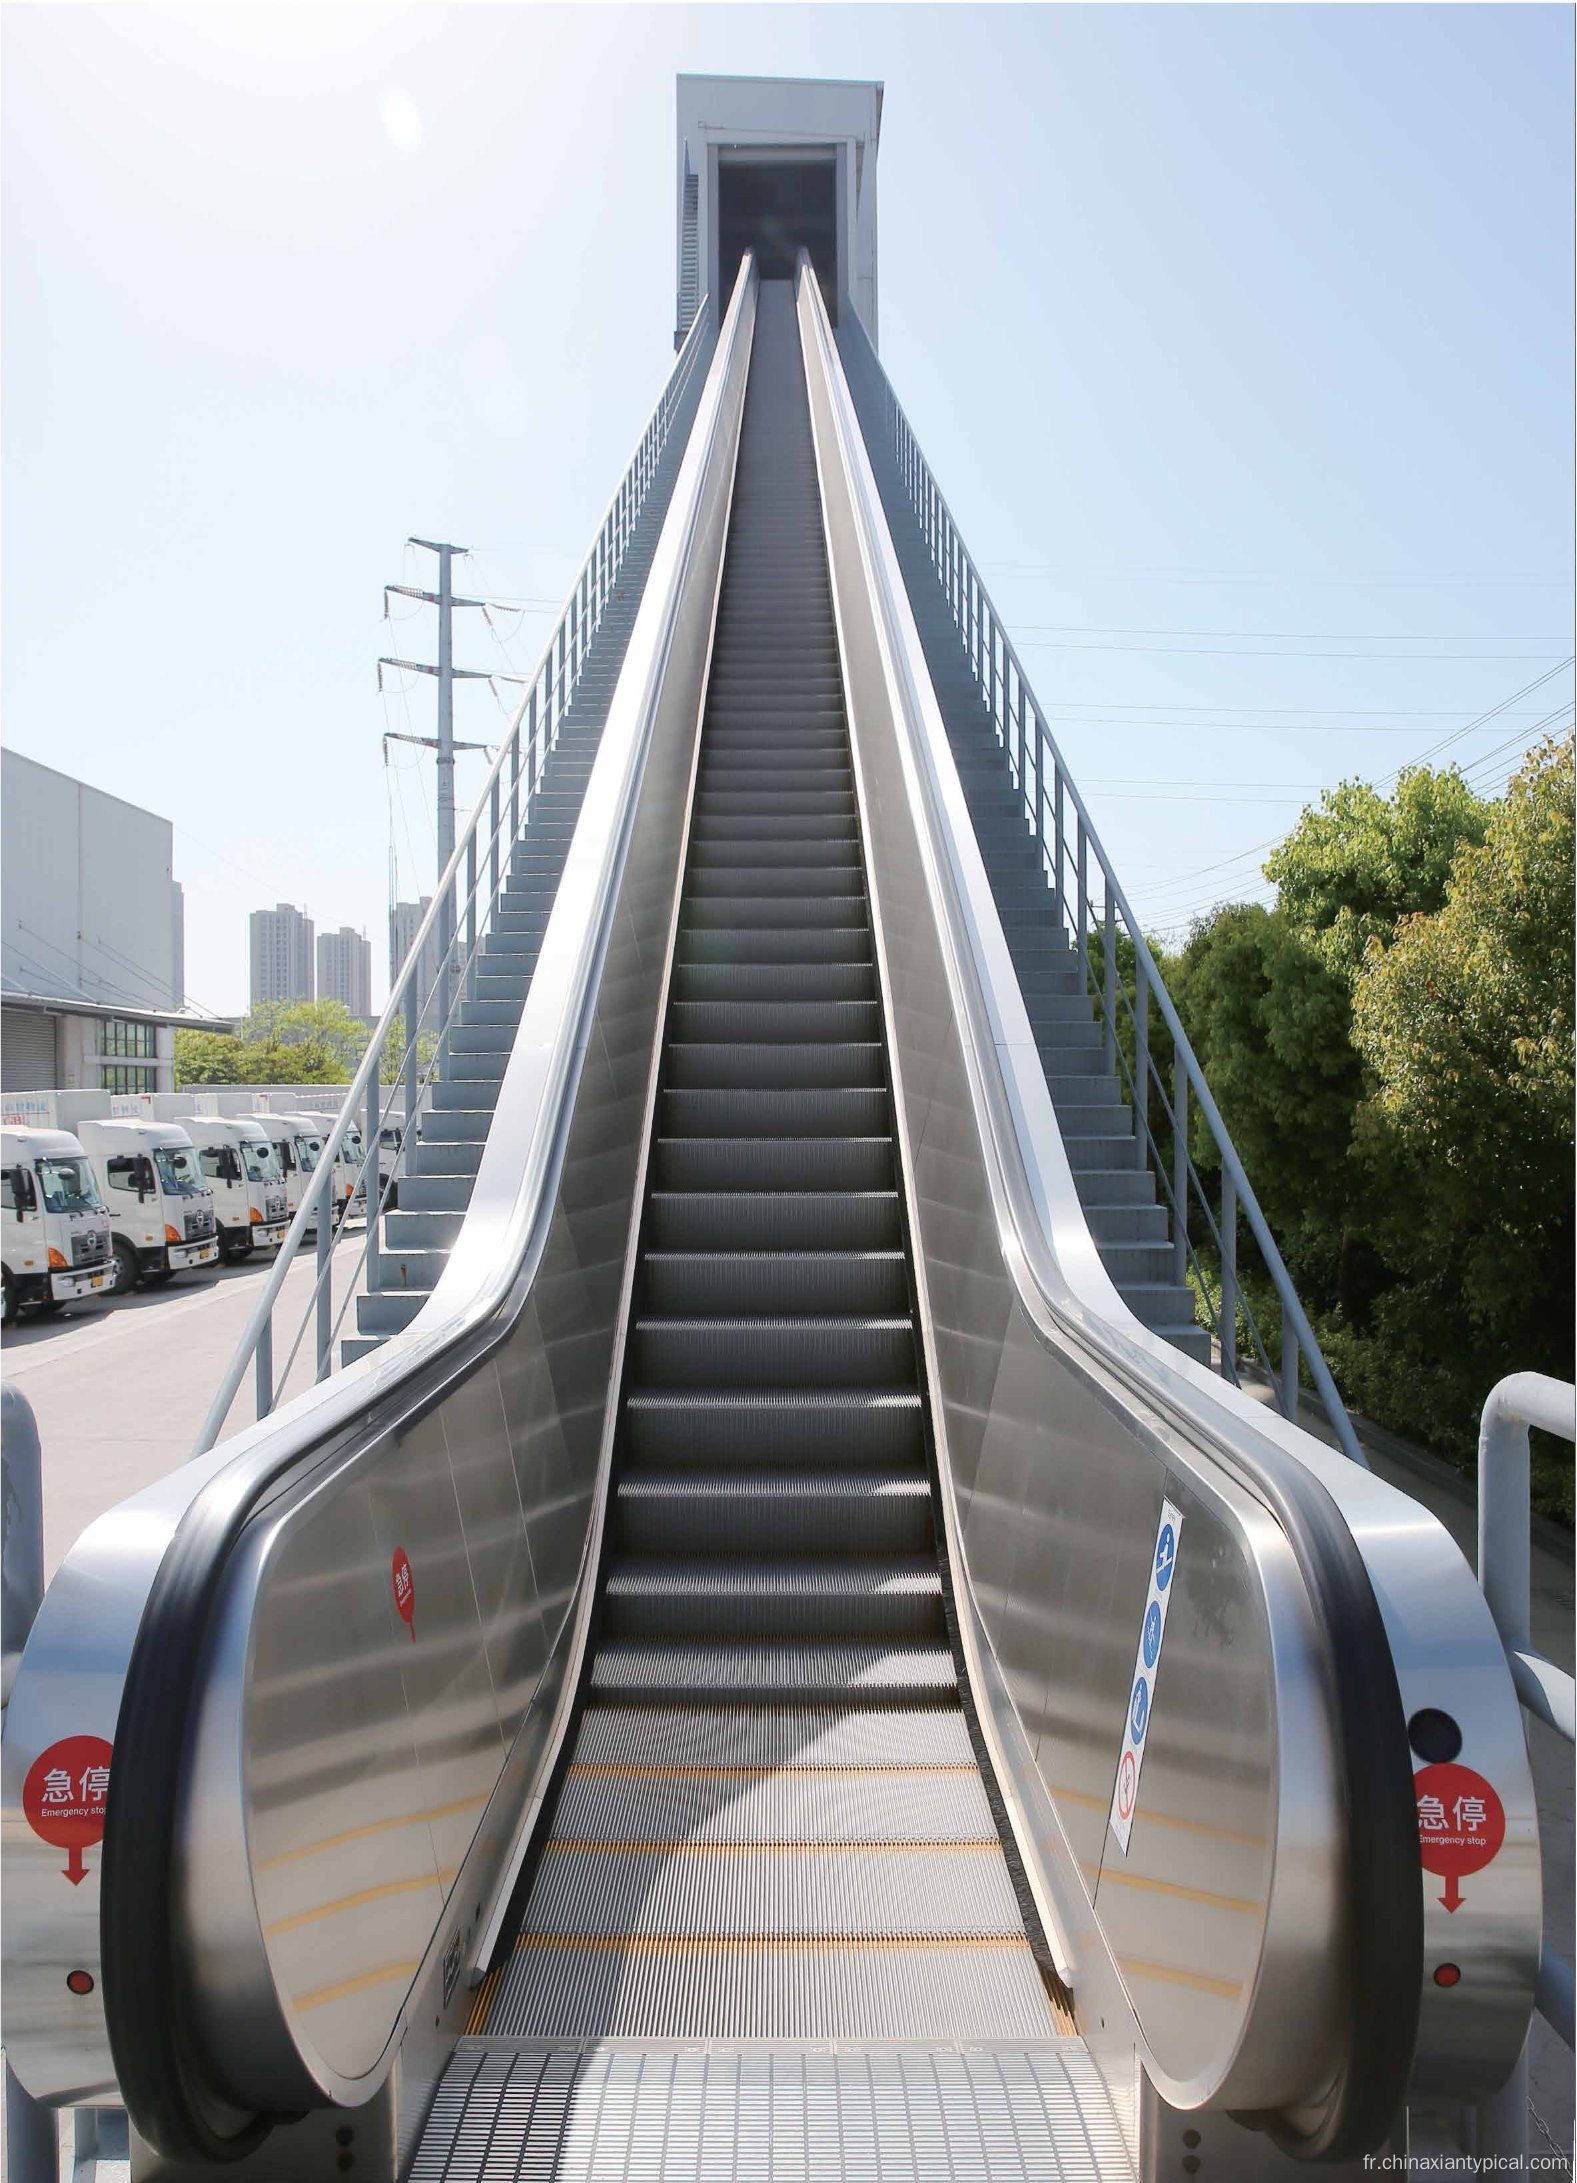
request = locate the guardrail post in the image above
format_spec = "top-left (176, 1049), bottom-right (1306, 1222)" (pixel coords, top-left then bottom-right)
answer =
top-left (364, 1076), bottom-right (381, 1301)
top-left (1134, 950), bottom-right (1150, 1152)
top-left (5, 2067), bottom-right (56, 2183)
top-left (1280, 1312), bottom-right (1299, 1420)
top-left (1172, 1057), bottom-right (1188, 1289)
top-left (3, 1384), bottom-right (44, 1713)
top-left (1076, 825), bottom-right (1089, 995)
top-left (315, 1169), bottom-right (332, 1383)
top-left (1220, 1171), bottom-right (1238, 1383)
top-left (465, 834), bottom-right (478, 1001)
top-left (1102, 892), bottom-right (1117, 1072)
top-left (2, 1389), bottom-right (60, 2182)
top-left (255, 1314), bottom-right (273, 1422)
top-left (1053, 764), bottom-right (1065, 925)
top-left (489, 773), bottom-right (501, 909)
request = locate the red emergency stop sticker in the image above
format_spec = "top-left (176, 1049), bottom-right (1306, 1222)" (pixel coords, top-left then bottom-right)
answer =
top-left (1415, 1762), bottom-right (1506, 1912)
top-left (23, 1736), bottom-right (113, 1886)
top-left (392, 1547), bottom-right (415, 1639)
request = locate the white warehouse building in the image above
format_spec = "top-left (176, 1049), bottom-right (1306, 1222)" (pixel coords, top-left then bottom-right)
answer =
top-left (1, 748), bottom-right (220, 1094)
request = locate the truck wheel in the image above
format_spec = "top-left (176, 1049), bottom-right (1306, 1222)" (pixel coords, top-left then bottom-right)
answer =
top-left (1, 1268), bottom-right (14, 1326)
top-left (111, 1240), bottom-right (141, 1294)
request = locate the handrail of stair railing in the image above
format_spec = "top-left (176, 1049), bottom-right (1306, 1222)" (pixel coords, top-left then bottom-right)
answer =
top-left (840, 310), bottom-right (1365, 1468)
top-left (192, 299), bottom-right (714, 1458)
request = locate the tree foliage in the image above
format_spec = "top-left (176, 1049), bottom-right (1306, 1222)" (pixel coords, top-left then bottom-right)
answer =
top-left (1265, 766), bottom-right (1491, 984)
top-left (1345, 736), bottom-right (1574, 1413)
top-left (1162, 744), bottom-right (1574, 1513)
top-left (175, 996), bottom-right (437, 1089)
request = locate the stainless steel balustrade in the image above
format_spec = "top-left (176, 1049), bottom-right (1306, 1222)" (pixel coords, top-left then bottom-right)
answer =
top-left (795, 255), bottom-right (1541, 2152)
top-left (0, 258), bottom-right (758, 2172)
top-left (192, 299), bottom-right (716, 1456)
top-left (1475, 1373), bottom-right (1575, 2167)
top-left (836, 310), bottom-right (1365, 1468)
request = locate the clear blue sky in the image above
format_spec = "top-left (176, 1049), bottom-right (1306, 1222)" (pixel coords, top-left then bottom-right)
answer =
top-left (4, 4), bottom-right (1571, 1016)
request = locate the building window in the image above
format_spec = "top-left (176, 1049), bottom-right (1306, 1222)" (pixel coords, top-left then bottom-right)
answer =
top-left (102, 1063), bottom-right (156, 1094)
top-left (103, 1018), bottom-right (155, 1059)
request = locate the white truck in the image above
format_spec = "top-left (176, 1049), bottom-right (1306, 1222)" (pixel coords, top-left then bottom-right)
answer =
top-left (0, 1125), bottom-right (115, 1324)
top-left (74, 1118), bottom-right (221, 1293)
top-left (186, 1115), bottom-right (289, 1262)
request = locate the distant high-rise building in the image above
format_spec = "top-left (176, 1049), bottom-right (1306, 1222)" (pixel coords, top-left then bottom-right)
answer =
top-left (250, 903), bottom-right (314, 1007)
top-left (389, 897), bottom-right (436, 1018)
top-left (317, 926), bottom-right (372, 1019)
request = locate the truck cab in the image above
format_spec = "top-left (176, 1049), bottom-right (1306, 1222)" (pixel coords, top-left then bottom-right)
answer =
top-left (75, 1119), bottom-right (221, 1294)
top-left (0, 1125), bottom-right (115, 1324)
top-left (189, 1116), bottom-right (289, 1262)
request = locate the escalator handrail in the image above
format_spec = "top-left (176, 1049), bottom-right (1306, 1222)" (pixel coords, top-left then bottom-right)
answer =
top-left (93, 256), bottom-right (761, 2165)
top-left (796, 259), bottom-right (1422, 2160)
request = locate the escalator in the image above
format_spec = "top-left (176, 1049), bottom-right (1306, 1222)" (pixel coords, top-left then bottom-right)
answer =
top-left (460, 284), bottom-right (1064, 2061)
top-left (1, 251), bottom-right (1542, 2183)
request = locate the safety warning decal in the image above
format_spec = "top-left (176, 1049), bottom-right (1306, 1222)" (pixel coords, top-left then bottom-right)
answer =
top-left (1415, 1762), bottom-right (1505, 1913)
top-left (23, 1736), bottom-right (113, 1886)
top-left (1109, 1498), bottom-right (1183, 1854)
top-left (392, 1547), bottom-right (416, 1640)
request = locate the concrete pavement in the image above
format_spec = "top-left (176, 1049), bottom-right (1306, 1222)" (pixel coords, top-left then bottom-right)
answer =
top-left (2, 1231), bottom-right (369, 1579)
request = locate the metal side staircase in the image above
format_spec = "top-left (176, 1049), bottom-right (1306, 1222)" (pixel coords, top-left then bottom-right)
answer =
top-left (343, 422), bottom-right (699, 1365)
top-left (839, 339), bottom-right (1207, 1364)
top-left (414, 281), bottom-right (1117, 2179)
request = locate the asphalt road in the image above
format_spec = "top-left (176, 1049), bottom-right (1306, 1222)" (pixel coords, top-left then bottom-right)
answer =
top-left (2, 1228), bottom-right (369, 1578)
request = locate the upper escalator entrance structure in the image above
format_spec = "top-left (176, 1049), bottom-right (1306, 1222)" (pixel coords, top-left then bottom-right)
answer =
top-left (675, 74), bottom-right (881, 343)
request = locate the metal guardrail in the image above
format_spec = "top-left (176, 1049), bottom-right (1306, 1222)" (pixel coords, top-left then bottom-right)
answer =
top-left (191, 304), bottom-right (713, 1457)
top-left (841, 313), bottom-right (1366, 1468)
top-left (1475, 1372), bottom-right (1574, 2168)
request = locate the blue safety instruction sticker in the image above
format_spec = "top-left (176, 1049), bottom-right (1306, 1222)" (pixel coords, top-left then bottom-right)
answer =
top-left (1109, 1496), bottom-right (1184, 1854)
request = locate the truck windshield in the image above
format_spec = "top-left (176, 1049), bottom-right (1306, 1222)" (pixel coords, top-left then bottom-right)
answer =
top-left (153, 1145), bottom-right (205, 1196)
top-left (241, 1141), bottom-right (279, 1183)
top-left (342, 1128), bottom-right (363, 1164)
top-left (294, 1135), bottom-right (323, 1173)
top-left (36, 1157), bottom-right (103, 1214)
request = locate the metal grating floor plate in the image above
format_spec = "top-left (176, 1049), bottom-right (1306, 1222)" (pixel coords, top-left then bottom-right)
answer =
top-left (410, 2041), bottom-right (1135, 2181)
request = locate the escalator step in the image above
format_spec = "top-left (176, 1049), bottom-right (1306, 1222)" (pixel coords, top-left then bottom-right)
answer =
top-left (628, 1314), bottom-right (916, 1387)
top-left (639, 1249), bottom-right (909, 1315)
top-left (588, 1640), bottom-right (958, 1702)
top-left (622, 1387), bottom-right (923, 1465)
top-left (613, 1470), bottom-right (932, 1555)
top-left (644, 1190), bottom-right (903, 1249)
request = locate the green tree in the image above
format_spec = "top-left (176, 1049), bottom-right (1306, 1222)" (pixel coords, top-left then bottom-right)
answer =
top-left (1266, 766), bottom-right (1491, 985)
top-left (240, 999), bottom-right (369, 1075)
top-left (1165, 904), bottom-right (1360, 1273)
top-left (173, 1031), bottom-right (250, 1085)
top-left (1347, 735), bottom-right (1574, 1449)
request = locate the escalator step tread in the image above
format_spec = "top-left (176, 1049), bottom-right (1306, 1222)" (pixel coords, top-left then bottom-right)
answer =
top-left (479, 279), bottom-right (1053, 2057)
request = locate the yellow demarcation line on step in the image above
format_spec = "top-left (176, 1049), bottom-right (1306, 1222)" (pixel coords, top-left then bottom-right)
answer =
top-left (513, 1933), bottom-right (1038, 1954)
top-left (567, 1763), bottom-right (980, 1778)
top-left (467, 1968), bottom-right (502, 2035)
top-left (541, 1839), bottom-right (998, 1855)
